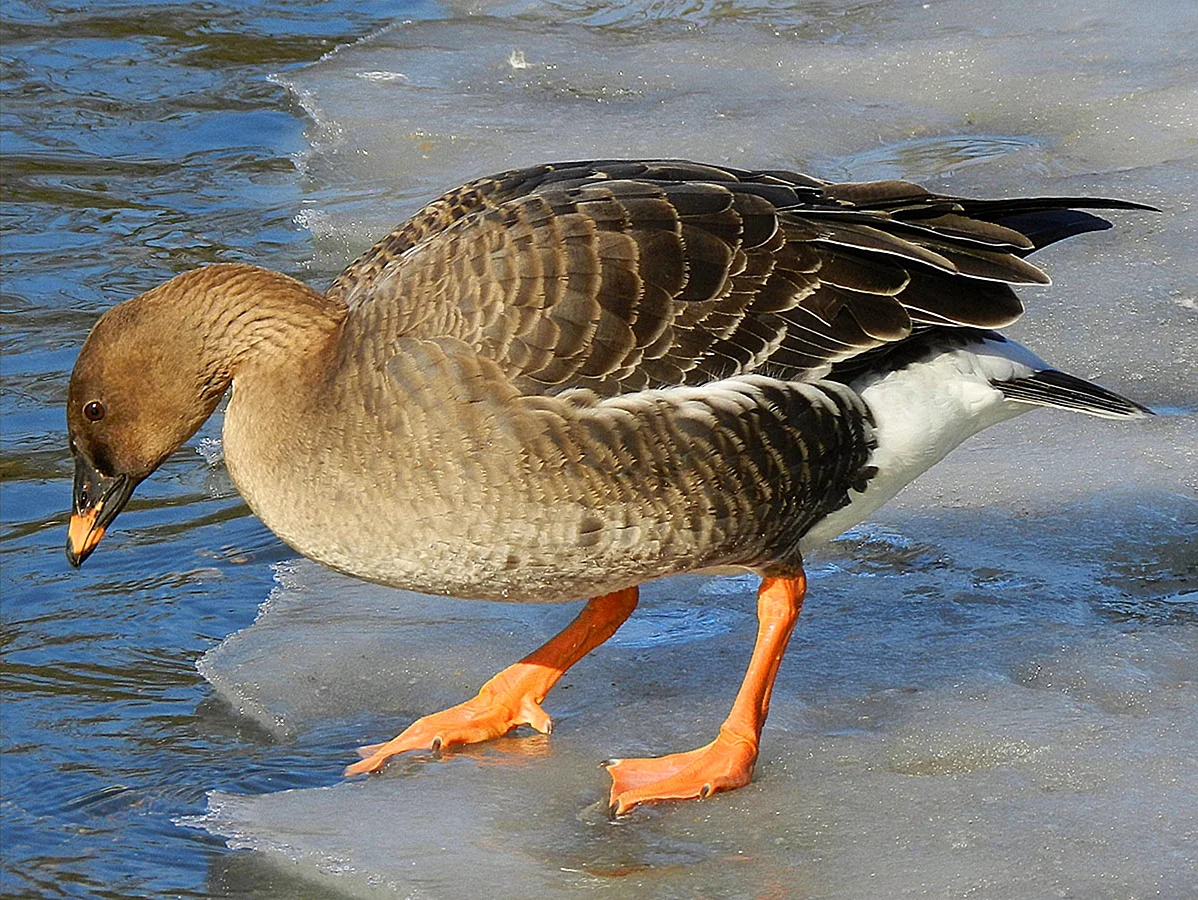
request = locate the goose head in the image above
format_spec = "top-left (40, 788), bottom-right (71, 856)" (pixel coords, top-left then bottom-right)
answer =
top-left (65, 269), bottom-right (240, 566)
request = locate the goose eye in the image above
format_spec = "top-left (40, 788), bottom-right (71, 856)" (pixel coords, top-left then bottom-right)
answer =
top-left (83, 400), bottom-right (106, 422)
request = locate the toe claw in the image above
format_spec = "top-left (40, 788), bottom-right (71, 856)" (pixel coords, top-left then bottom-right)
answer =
top-left (518, 696), bottom-right (553, 734)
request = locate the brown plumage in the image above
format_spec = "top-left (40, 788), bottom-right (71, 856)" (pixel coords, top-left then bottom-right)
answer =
top-left (328, 161), bottom-right (1073, 396)
top-left (65, 159), bottom-right (1151, 814)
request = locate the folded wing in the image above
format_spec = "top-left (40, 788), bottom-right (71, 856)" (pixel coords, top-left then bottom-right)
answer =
top-left (330, 160), bottom-right (1151, 397)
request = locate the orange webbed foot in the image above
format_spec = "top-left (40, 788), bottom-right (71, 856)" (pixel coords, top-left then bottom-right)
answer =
top-left (345, 674), bottom-right (553, 776)
top-left (604, 727), bottom-right (759, 815)
top-left (604, 573), bottom-right (806, 815)
top-left (345, 588), bottom-right (639, 778)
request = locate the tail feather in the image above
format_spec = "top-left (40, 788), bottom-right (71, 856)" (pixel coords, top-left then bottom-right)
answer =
top-left (996, 369), bottom-right (1153, 419)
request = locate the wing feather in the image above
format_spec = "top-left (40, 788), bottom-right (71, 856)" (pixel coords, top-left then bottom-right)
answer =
top-left (331, 160), bottom-right (1144, 395)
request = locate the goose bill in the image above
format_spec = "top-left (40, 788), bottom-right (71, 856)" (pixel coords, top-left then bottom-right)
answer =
top-left (66, 457), bottom-right (135, 567)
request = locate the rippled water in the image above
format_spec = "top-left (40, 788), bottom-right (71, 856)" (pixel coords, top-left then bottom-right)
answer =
top-left (2, 1), bottom-right (1195, 897)
top-left (1, 3), bottom-right (421, 896)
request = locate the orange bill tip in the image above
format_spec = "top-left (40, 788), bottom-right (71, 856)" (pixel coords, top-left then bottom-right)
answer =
top-left (68, 509), bottom-right (106, 560)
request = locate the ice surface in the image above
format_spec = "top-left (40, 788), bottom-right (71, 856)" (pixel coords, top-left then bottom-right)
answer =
top-left (194, 494), bottom-right (1196, 899)
top-left (192, 0), bottom-right (1197, 896)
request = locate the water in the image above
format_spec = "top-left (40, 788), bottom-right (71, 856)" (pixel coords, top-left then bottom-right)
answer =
top-left (1, 0), bottom-right (1195, 897)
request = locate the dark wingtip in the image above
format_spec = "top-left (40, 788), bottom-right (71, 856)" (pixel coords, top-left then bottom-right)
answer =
top-left (973, 196), bottom-right (1158, 252)
top-left (993, 210), bottom-right (1112, 252)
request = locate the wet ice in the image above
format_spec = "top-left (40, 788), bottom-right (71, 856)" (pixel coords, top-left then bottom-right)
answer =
top-left (191, 0), bottom-right (1197, 896)
top-left (192, 497), bottom-right (1197, 898)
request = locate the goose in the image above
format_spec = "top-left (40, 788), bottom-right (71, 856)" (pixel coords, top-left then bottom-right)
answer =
top-left (65, 159), bottom-right (1152, 815)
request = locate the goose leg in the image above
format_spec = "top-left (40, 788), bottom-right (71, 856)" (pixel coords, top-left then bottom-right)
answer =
top-left (605, 571), bottom-right (806, 815)
top-left (346, 586), bottom-right (639, 775)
